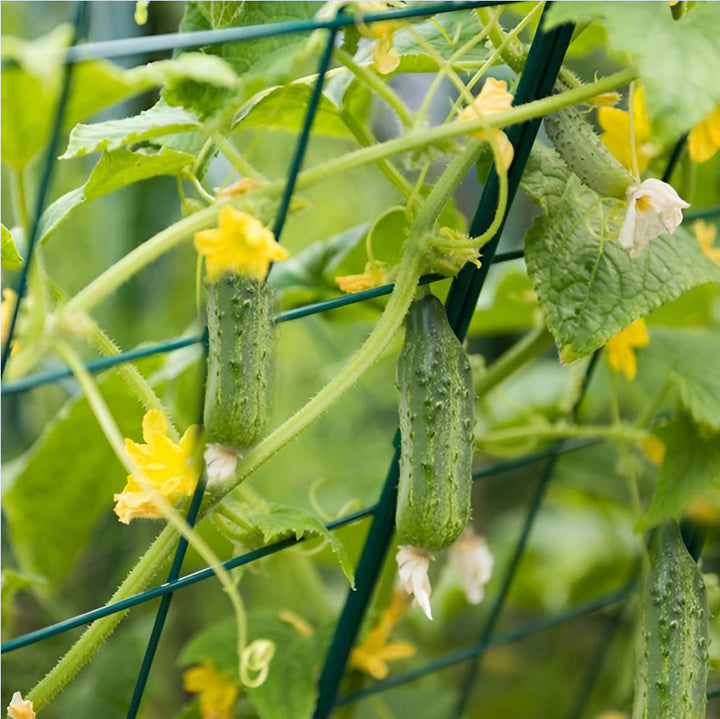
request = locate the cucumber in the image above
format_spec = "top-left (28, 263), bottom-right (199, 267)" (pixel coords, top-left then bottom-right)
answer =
top-left (632, 521), bottom-right (709, 719)
top-left (396, 293), bottom-right (475, 550)
top-left (203, 274), bottom-right (274, 449)
top-left (544, 101), bottom-right (634, 199)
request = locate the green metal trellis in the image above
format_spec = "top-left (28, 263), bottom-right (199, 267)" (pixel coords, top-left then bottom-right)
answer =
top-left (1, 2), bottom-right (717, 718)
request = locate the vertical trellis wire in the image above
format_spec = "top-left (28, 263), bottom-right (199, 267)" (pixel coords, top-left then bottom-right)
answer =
top-left (1, 3), bottom-right (716, 718)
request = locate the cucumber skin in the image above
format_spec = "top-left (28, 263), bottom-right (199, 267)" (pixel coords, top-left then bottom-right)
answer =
top-left (544, 102), bottom-right (634, 199)
top-left (632, 521), bottom-right (709, 719)
top-left (204, 275), bottom-right (274, 449)
top-left (396, 295), bottom-right (475, 550)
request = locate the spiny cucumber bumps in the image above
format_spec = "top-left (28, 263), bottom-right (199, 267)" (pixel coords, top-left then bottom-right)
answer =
top-left (632, 521), bottom-right (709, 719)
top-left (204, 274), bottom-right (274, 449)
top-left (396, 293), bottom-right (475, 550)
top-left (544, 102), bottom-right (634, 199)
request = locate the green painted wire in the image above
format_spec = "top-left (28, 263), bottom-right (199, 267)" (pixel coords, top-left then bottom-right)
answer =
top-left (1, 249), bottom-right (522, 396)
top-left (0, 505), bottom-right (378, 655)
top-left (50, 1), bottom-right (504, 64)
top-left (0, 437), bottom-right (601, 657)
top-left (0, 2), bottom-right (89, 377)
top-left (336, 583), bottom-right (634, 706)
top-left (313, 15), bottom-right (575, 719)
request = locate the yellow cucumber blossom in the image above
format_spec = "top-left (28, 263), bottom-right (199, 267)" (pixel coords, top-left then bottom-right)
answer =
top-left (448, 525), bottom-right (494, 605)
top-left (688, 103), bottom-right (720, 163)
top-left (639, 434), bottom-right (666, 466)
top-left (350, 590), bottom-right (416, 679)
top-left (6, 693), bottom-right (35, 719)
top-left (371, 21), bottom-right (401, 74)
top-left (134, 1), bottom-right (149, 25)
top-left (396, 545), bottom-right (433, 620)
top-left (335, 261), bottom-right (390, 294)
top-left (113, 410), bottom-right (200, 524)
top-left (194, 206), bottom-right (288, 283)
top-left (598, 86), bottom-right (653, 173)
top-left (458, 77), bottom-right (515, 171)
top-left (1, 287), bottom-right (18, 347)
top-left (605, 318), bottom-right (650, 381)
top-left (618, 179), bottom-right (689, 258)
top-left (183, 661), bottom-right (239, 719)
top-left (693, 220), bottom-right (720, 265)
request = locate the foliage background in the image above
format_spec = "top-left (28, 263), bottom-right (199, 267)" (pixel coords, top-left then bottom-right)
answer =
top-left (1, 2), bottom-right (719, 718)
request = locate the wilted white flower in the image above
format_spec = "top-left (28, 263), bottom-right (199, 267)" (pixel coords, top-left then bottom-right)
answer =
top-left (618, 178), bottom-right (689, 257)
top-left (449, 525), bottom-right (494, 605)
top-left (204, 443), bottom-right (240, 485)
top-left (7, 692), bottom-right (35, 719)
top-left (396, 545), bottom-right (433, 620)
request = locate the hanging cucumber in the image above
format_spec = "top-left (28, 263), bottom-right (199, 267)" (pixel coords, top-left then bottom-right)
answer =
top-left (396, 293), bottom-right (475, 550)
top-left (632, 521), bottom-right (709, 719)
top-left (544, 101), bottom-right (634, 199)
top-left (203, 273), bottom-right (275, 449)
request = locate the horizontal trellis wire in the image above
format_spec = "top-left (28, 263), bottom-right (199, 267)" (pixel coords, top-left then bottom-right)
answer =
top-left (1, 2), bottom-right (716, 718)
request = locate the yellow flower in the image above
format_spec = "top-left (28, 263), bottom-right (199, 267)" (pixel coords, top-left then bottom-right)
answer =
top-left (639, 435), bottom-right (666, 466)
top-left (694, 220), bottom-right (720, 265)
top-left (605, 318), bottom-right (650, 381)
top-left (350, 591), bottom-right (416, 679)
top-left (194, 206), bottom-right (288, 283)
top-left (113, 410), bottom-right (200, 524)
top-left (183, 661), bottom-right (239, 719)
top-left (458, 77), bottom-right (515, 171)
top-left (598, 87), bottom-right (653, 173)
top-left (134, 1), bottom-right (149, 25)
top-left (6, 693), bottom-right (35, 719)
top-left (219, 177), bottom-right (266, 197)
top-left (688, 104), bottom-right (720, 163)
top-left (335, 261), bottom-right (389, 294)
top-left (371, 21), bottom-right (401, 75)
top-left (1, 287), bottom-right (18, 347)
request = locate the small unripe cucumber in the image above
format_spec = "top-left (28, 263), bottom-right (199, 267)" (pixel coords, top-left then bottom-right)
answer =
top-left (396, 294), bottom-right (475, 550)
top-left (544, 101), bottom-right (634, 199)
top-left (632, 521), bottom-right (709, 719)
top-left (204, 274), bottom-right (274, 448)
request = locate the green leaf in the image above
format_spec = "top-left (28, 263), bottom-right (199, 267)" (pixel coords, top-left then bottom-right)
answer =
top-left (171, 1), bottom-right (322, 118)
top-left (1, 372), bottom-right (147, 587)
top-left (639, 413), bottom-right (720, 531)
top-left (640, 327), bottom-right (720, 430)
top-left (220, 502), bottom-right (354, 587)
top-left (352, 10), bottom-right (491, 75)
top-left (522, 145), bottom-right (720, 362)
top-left (39, 147), bottom-right (194, 243)
top-left (180, 613), bottom-right (328, 719)
top-left (1, 223), bottom-right (23, 269)
top-left (545, 2), bottom-right (720, 145)
top-left (238, 84), bottom-right (351, 137)
top-left (245, 504), bottom-right (354, 587)
top-left (61, 103), bottom-right (201, 158)
top-left (1, 27), bottom-right (162, 167)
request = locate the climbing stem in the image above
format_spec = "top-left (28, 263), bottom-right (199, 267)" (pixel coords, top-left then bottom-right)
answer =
top-left (476, 422), bottom-right (649, 447)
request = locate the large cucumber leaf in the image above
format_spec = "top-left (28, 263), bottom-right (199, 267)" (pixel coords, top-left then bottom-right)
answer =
top-left (521, 145), bottom-right (720, 362)
top-left (39, 147), bottom-right (194, 243)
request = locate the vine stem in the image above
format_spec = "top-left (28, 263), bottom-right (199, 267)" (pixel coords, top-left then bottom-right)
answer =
top-left (334, 47), bottom-right (413, 128)
top-left (26, 136), bottom-right (487, 708)
top-left (48, 69), bottom-right (634, 326)
top-left (476, 422), bottom-right (649, 447)
top-left (35, 344), bottom-right (258, 707)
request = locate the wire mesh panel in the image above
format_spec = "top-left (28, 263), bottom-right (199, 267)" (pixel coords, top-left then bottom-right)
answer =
top-left (1, 2), bottom-right (719, 719)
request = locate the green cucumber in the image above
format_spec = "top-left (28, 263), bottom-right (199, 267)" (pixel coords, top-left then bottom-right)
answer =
top-left (544, 101), bottom-right (634, 199)
top-left (204, 274), bottom-right (274, 449)
top-left (632, 521), bottom-right (709, 719)
top-left (396, 293), bottom-right (475, 550)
